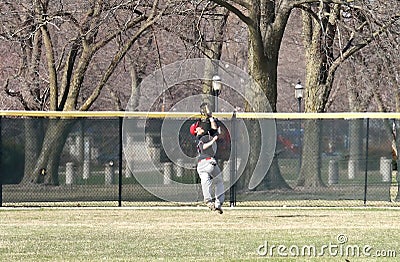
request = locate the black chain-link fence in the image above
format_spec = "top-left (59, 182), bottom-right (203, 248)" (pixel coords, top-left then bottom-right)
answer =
top-left (1, 114), bottom-right (399, 207)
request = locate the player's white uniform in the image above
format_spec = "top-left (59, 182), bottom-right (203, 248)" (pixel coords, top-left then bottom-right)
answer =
top-left (196, 133), bottom-right (224, 210)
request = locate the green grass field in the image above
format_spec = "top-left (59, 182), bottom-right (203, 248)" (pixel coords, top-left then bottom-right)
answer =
top-left (1, 207), bottom-right (400, 261)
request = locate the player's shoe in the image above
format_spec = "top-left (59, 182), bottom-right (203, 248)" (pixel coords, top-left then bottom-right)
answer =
top-left (206, 202), bottom-right (216, 211)
top-left (215, 206), bottom-right (223, 214)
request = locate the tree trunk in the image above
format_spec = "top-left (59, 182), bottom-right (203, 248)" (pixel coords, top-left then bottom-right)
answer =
top-left (24, 119), bottom-right (44, 181)
top-left (239, 8), bottom-right (289, 191)
top-left (128, 60), bottom-right (140, 111)
top-left (246, 1), bottom-right (292, 190)
top-left (348, 119), bottom-right (364, 177)
top-left (22, 119), bottom-right (76, 185)
top-left (236, 120), bottom-right (260, 191)
top-left (298, 6), bottom-right (328, 188)
top-left (394, 120), bottom-right (400, 201)
top-left (236, 120), bottom-right (291, 191)
top-left (296, 119), bottom-right (325, 187)
top-left (257, 157), bottom-right (291, 190)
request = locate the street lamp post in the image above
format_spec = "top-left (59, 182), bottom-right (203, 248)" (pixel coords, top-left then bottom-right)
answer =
top-left (212, 75), bottom-right (222, 112)
top-left (294, 81), bottom-right (304, 113)
top-left (294, 81), bottom-right (304, 178)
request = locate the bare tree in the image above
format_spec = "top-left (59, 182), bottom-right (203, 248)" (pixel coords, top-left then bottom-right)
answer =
top-left (155, 1), bottom-right (230, 110)
top-left (0, 0), bottom-right (169, 184)
top-left (296, 1), bottom-right (400, 187)
top-left (341, 23), bottom-right (400, 198)
top-left (207, 0), bottom-right (400, 190)
top-left (208, 0), bottom-right (296, 190)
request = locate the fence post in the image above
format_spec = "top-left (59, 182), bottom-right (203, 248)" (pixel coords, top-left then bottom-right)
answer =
top-left (83, 160), bottom-right (90, 180)
top-left (176, 159), bottom-right (184, 178)
top-left (105, 162), bottom-right (114, 185)
top-left (65, 162), bottom-right (75, 185)
top-left (118, 117), bottom-right (123, 207)
top-left (125, 135), bottom-right (133, 178)
top-left (380, 157), bottom-right (392, 183)
top-left (363, 118), bottom-right (370, 206)
top-left (396, 160), bottom-right (400, 202)
top-left (348, 159), bottom-right (356, 180)
top-left (223, 161), bottom-right (230, 183)
top-left (0, 116), bottom-right (2, 207)
top-left (328, 160), bottom-right (339, 185)
top-left (163, 162), bottom-right (173, 185)
top-left (229, 110), bottom-right (237, 207)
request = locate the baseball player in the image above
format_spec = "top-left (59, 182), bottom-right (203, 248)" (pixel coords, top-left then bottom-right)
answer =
top-left (190, 113), bottom-right (224, 214)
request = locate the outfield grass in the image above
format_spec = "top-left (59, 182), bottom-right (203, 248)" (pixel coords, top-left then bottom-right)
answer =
top-left (1, 207), bottom-right (400, 261)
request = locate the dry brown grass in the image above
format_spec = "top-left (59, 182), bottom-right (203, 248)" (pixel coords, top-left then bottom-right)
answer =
top-left (1, 207), bottom-right (400, 261)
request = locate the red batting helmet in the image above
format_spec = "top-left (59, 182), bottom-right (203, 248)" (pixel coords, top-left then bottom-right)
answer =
top-left (190, 121), bottom-right (199, 136)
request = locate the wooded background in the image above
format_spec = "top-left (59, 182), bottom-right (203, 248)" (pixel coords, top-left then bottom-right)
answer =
top-left (1, 1), bottom-right (399, 113)
top-left (0, 1), bottom-right (399, 190)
